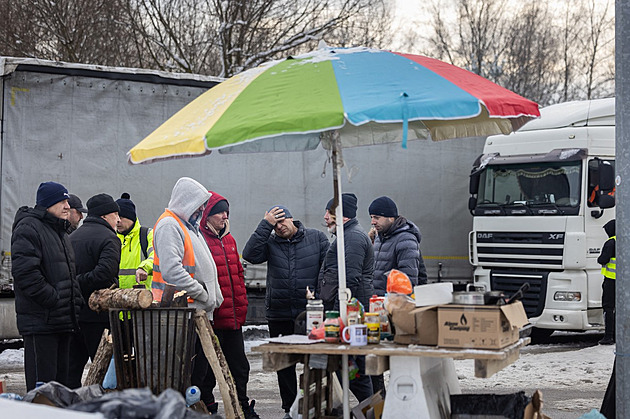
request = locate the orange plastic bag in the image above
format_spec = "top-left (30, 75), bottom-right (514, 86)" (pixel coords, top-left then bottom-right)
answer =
top-left (386, 269), bottom-right (413, 295)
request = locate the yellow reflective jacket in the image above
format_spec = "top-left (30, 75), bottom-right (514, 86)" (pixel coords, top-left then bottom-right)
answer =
top-left (117, 219), bottom-right (154, 289)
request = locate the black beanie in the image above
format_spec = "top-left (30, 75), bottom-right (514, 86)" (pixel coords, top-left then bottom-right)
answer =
top-left (87, 193), bottom-right (120, 217)
top-left (209, 199), bottom-right (229, 216)
top-left (116, 193), bottom-right (137, 222)
top-left (369, 196), bottom-right (398, 218)
top-left (326, 193), bottom-right (358, 219)
top-left (36, 182), bottom-right (69, 208)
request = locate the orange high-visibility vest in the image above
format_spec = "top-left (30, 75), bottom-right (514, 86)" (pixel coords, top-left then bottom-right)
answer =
top-left (152, 209), bottom-right (196, 303)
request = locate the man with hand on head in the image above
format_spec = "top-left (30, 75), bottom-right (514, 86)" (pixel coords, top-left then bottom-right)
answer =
top-left (68, 193), bottom-right (121, 388)
top-left (243, 204), bottom-right (329, 418)
top-left (11, 181), bottom-right (83, 390)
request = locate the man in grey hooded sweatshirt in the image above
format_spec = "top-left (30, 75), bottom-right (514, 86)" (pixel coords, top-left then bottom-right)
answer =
top-left (152, 177), bottom-right (223, 313)
top-left (153, 177), bottom-right (224, 406)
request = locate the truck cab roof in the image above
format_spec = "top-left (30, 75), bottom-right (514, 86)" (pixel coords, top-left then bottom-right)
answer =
top-left (483, 98), bottom-right (615, 158)
top-left (520, 97), bottom-right (615, 131)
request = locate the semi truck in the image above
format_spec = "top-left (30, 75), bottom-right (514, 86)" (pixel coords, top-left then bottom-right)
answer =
top-left (0, 57), bottom-right (483, 338)
top-left (468, 98), bottom-right (615, 338)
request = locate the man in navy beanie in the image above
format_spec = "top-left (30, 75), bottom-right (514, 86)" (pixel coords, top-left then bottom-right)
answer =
top-left (368, 195), bottom-right (428, 294)
top-left (68, 193), bottom-right (121, 388)
top-left (11, 181), bottom-right (84, 390)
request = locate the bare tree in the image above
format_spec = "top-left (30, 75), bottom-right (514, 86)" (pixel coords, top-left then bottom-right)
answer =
top-left (0, 0), bottom-right (137, 66)
top-left (579, 0), bottom-right (615, 99)
top-left (124, 0), bottom-right (392, 77)
top-left (500, 3), bottom-right (559, 105)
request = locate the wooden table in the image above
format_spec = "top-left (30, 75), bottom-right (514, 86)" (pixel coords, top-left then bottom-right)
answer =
top-left (253, 337), bottom-right (529, 419)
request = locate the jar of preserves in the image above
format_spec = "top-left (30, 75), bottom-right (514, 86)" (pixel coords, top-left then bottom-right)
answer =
top-left (364, 312), bottom-right (381, 344)
top-left (324, 310), bottom-right (341, 343)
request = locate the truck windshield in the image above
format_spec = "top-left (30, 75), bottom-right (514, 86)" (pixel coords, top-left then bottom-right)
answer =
top-left (476, 161), bottom-right (581, 215)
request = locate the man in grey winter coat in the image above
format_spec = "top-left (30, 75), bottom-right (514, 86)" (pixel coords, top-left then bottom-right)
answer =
top-left (242, 205), bottom-right (329, 417)
top-left (317, 193), bottom-right (374, 403)
top-left (153, 177), bottom-right (223, 315)
top-left (369, 196), bottom-right (427, 295)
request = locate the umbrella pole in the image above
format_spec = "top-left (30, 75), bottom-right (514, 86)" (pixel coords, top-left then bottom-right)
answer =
top-left (331, 130), bottom-right (351, 419)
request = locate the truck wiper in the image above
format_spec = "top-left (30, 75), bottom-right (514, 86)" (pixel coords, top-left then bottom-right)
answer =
top-left (527, 202), bottom-right (565, 215)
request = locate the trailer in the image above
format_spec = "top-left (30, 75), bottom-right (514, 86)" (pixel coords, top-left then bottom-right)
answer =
top-left (0, 57), bottom-right (483, 337)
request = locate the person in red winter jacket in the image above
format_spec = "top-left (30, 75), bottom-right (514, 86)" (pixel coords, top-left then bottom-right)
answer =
top-left (198, 191), bottom-right (259, 418)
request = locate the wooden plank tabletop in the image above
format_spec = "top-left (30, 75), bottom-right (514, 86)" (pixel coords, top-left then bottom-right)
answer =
top-left (252, 337), bottom-right (530, 360)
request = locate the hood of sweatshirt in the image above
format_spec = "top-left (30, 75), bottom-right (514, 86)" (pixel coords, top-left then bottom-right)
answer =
top-left (167, 177), bottom-right (211, 221)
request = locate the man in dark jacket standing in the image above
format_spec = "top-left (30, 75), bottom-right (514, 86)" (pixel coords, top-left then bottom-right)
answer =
top-left (369, 196), bottom-right (427, 294)
top-left (199, 192), bottom-right (259, 418)
top-left (11, 181), bottom-right (83, 391)
top-left (67, 193), bottom-right (121, 388)
top-left (243, 204), bottom-right (329, 418)
top-left (318, 193), bottom-right (374, 402)
top-left (598, 219), bottom-right (616, 345)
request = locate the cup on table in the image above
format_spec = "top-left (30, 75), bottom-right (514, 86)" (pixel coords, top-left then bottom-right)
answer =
top-left (341, 324), bottom-right (368, 346)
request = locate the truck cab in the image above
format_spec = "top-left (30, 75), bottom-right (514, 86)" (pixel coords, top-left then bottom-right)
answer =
top-left (468, 98), bottom-right (615, 336)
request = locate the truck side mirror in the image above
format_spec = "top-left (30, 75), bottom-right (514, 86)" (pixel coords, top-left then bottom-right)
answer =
top-left (598, 194), bottom-right (615, 209)
top-left (468, 196), bottom-right (477, 212)
top-left (469, 171), bottom-right (480, 195)
top-left (599, 161), bottom-right (615, 191)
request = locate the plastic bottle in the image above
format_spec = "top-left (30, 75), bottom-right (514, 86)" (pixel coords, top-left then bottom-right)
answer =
top-left (185, 386), bottom-right (201, 406)
top-left (0, 393), bottom-right (23, 401)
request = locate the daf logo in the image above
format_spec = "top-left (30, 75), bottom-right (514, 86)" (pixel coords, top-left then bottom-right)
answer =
top-left (477, 233), bottom-right (493, 239)
top-left (549, 233), bottom-right (564, 240)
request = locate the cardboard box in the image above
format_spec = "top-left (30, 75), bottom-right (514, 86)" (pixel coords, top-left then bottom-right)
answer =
top-left (390, 298), bottom-right (438, 346)
top-left (437, 301), bottom-right (528, 349)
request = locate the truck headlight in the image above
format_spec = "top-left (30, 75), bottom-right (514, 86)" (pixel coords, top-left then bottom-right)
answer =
top-left (554, 291), bottom-right (582, 301)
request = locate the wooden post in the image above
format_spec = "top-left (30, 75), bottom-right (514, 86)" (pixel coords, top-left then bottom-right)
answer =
top-left (83, 329), bottom-right (113, 387)
top-left (194, 309), bottom-right (243, 419)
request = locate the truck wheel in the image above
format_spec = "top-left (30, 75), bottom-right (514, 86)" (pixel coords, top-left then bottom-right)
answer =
top-left (530, 327), bottom-right (554, 343)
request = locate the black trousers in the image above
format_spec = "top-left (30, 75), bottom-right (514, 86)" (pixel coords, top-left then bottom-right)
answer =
top-left (268, 320), bottom-right (298, 412)
top-left (23, 332), bottom-right (72, 391)
top-left (602, 278), bottom-right (616, 339)
top-left (191, 327), bottom-right (250, 406)
top-left (67, 322), bottom-right (108, 389)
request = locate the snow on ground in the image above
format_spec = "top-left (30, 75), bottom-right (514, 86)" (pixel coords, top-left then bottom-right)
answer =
top-left (0, 348), bottom-right (24, 369)
top-left (454, 342), bottom-right (615, 391)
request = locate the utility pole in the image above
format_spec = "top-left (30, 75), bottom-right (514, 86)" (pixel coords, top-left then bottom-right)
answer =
top-left (616, 0), bottom-right (630, 416)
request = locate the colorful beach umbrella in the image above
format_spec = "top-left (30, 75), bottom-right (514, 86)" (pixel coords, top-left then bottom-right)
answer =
top-left (128, 46), bottom-right (539, 164)
top-left (129, 46), bottom-right (539, 419)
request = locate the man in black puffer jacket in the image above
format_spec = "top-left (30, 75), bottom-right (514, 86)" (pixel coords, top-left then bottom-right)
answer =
top-left (242, 205), bottom-right (329, 417)
top-left (11, 181), bottom-right (83, 391)
top-left (368, 196), bottom-right (427, 295)
top-left (67, 193), bottom-right (121, 388)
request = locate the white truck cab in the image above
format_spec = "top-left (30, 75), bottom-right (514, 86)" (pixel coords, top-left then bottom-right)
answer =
top-left (468, 98), bottom-right (615, 337)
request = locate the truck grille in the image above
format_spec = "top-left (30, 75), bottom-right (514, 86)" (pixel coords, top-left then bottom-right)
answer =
top-left (476, 232), bottom-right (564, 269)
top-left (490, 269), bottom-right (548, 318)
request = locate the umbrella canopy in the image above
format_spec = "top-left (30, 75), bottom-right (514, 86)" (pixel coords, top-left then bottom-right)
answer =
top-left (128, 46), bottom-right (539, 164)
